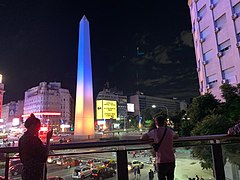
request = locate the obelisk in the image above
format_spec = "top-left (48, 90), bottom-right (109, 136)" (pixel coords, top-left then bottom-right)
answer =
top-left (74, 16), bottom-right (94, 137)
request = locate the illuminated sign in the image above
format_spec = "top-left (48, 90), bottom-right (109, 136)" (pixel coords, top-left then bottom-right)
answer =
top-left (127, 103), bottom-right (135, 112)
top-left (12, 118), bottom-right (20, 126)
top-left (96, 100), bottom-right (117, 119)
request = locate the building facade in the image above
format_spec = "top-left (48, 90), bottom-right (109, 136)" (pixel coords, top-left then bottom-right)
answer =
top-left (96, 88), bottom-right (128, 120)
top-left (0, 74), bottom-right (5, 118)
top-left (23, 82), bottom-right (72, 131)
top-left (188, 0), bottom-right (240, 100)
top-left (128, 92), bottom-right (181, 117)
top-left (2, 100), bottom-right (24, 129)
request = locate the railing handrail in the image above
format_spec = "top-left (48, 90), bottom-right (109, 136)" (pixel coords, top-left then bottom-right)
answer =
top-left (0, 134), bottom-right (239, 154)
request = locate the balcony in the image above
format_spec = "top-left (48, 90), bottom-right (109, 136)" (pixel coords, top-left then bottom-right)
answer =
top-left (0, 134), bottom-right (239, 180)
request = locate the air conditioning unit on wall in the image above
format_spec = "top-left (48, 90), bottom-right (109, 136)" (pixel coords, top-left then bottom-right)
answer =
top-left (232, 13), bottom-right (239, 20)
top-left (214, 27), bottom-right (220, 33)
top-left (206, 84), bottom-right (212, 89)
top-left (197, 16), bottom-right (201, 22)
top-left (236, 42), bottom-right (240, 48)
top-left (210, 4), bottom-right (215, 10)
top-left (200, 38), bottom-right (205, 43)
top-left (217, 52), bottom-right (223, 58)
top-left (222, 79), bottom-right (229, 84)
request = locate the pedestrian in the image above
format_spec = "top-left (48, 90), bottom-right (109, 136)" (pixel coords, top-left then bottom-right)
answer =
top-left (149, 169), bottom-right (154, 180)
top-left (133, 166), bottom-right (137, 178)
top-left (137, 166), bottom-right (141, 179)
top-left (141, 115), bottom-right (179, 180)
top-left (19, 113), bottom-right (53, 180)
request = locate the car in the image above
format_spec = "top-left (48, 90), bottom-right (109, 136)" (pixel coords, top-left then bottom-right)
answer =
top-left (62, 158), bottom-right (81, 168)
top-left (47, 176), bottom-right (65, 180)
top-left (72, 165), bottom-right (92, 179)
top-left (9, 159), bottom-right (21, 167)
top-left (102, 160), bottom-right (116, 169)
top-left (91, 166), bottom-right (116, 180)
top-left (88, 159), bottom-right (103, 167)
top-left (128, 160), bottom-right (144, 171)
top-left (47, 156), bottom-right (60, 164)
top-left (9, 163), bottom-right (23, 176)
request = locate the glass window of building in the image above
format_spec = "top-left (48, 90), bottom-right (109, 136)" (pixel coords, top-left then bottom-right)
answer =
top-left (211, 0), bottom-right (219, 5)
top-left (233, 2), bottom-right (240, 14)
top-left (207, 74), bottom-right (217, 84)
top-left (200, 26), bottom-right (210, 39)
top-left (215, 14), bottom-right (226, 29)
top-left (198, 5), bottom-right (207, 18)
top-left (203, 50), bottom-right (213, 62)
top-left (222, 67), bottom-right (236, 83)
top-left (218, 39), bottom-right (231, 52)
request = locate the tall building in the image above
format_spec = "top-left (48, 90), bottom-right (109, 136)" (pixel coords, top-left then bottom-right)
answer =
top-left (2, 100), bottom-right (24, 129)
top-left (129, 92), bottom-right (181, 117)
top-left (74, 16), bottom-right (94, 136)
top-left (0, 74), bottom-right (5, 118)
top-left (23, 82), bottom-right (72, 131)
top-left (96, 87), bottom-right (128, 120)
top-left (188, 0), bottom-right (240, 100)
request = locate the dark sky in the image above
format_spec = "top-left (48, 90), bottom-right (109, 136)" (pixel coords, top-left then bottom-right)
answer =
top-left (0, 0), bottom-right (199, 103)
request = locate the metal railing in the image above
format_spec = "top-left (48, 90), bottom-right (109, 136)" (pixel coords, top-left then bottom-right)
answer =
top-left (1, 134), bottom-right (239, 180)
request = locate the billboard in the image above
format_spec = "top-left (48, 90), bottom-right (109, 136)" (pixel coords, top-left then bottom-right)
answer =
top-left (127, 103), bottom-right (135, 112)
top-left (96, 100), bottom-right (117, 119)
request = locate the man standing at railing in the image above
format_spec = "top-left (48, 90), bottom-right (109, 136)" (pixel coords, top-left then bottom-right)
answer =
top-left (141, 115), bottom-right (179, 180)
top-left (19, 114), bottom-right (53, 180)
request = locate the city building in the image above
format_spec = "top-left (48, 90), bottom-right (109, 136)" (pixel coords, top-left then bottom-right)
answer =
top-left (96, 84), bottom-right (128, 130)
top-left (23, 82), bottom-right (72, 132)
top-left (1, 100), bottom-right (24, 129)
top-left (0, 74), bottom-right (5, 118)
top-left (188, 0), bottom-right (240, 100)
top-left (128, 92), bottom-right (181, 117)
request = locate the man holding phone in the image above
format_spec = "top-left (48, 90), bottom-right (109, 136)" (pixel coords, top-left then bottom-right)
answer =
top-left (19, 113), bottom-right (53, 180)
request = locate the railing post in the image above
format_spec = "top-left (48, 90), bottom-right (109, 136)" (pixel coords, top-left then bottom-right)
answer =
top-left (117, 149), bottom-right (129, 180)
top-left (211, 140), bottom-right (225, 180)
top-left (5, 153), bottom-right (9, 180)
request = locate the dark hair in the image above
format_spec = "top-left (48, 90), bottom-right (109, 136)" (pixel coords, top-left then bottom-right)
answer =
top-left (155, 115), bottom-right (166, 126)
top-left (24, 113), bottom-right (41, 129)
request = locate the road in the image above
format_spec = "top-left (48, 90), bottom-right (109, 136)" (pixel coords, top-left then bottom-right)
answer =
top-left (6, 148), bottom-right (214, 180)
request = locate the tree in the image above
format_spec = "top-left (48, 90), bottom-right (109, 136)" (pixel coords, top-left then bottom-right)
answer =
top-left (180, 93), bottom-right (220, 136)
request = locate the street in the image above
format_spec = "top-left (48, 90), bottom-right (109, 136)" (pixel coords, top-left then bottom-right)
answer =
top-left (6, 148), bottom-right (215, 180)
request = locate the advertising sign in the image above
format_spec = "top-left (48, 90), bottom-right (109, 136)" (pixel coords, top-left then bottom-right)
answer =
top-left (96, 100), bottom-right (117, 119)
top-left (127, 103), bottom-right (135, 112)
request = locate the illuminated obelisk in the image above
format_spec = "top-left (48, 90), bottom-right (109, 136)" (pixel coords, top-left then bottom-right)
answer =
top-left (74, 16), bottom-right (94, 137)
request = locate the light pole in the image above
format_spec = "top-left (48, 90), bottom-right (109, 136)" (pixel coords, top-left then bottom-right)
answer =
top-left (151, 104), bottom-right (169, 118)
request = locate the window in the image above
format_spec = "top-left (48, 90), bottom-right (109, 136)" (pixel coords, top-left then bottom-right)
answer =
top-left (233, 2), bottom-right (240, 14)
top-left (215, 14), bottom-right (226, 28)
top-left (207, 74), bottom-right (217, 84)
top-left (203, 50), bottom-right (213, 61)
top-left (200, 26), bottom-right (210, 39)
top-left (237, 32), bottom-right (240, 41)
top-left (198, 5), bottom-right (207, 18)
top-left (222, 67), bottom-right (236, 83)
top-left (211, 0), bottom-right (219, 4)
top-left (218, 39), bottom-right (231, 52)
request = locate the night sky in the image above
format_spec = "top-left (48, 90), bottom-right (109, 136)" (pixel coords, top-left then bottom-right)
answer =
top-left (0, 0), bottom-right (199, 103)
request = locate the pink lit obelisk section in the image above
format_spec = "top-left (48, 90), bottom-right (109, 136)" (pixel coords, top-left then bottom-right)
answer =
top-left (74, 16), bottom-right (94, 137)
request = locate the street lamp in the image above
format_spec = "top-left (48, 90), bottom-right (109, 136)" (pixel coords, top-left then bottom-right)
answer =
top-left (151, 104), bottom-right (169, 117)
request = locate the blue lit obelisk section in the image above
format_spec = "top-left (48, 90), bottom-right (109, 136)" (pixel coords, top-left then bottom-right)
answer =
top-left (74, 15), bottom-right (94, 137)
